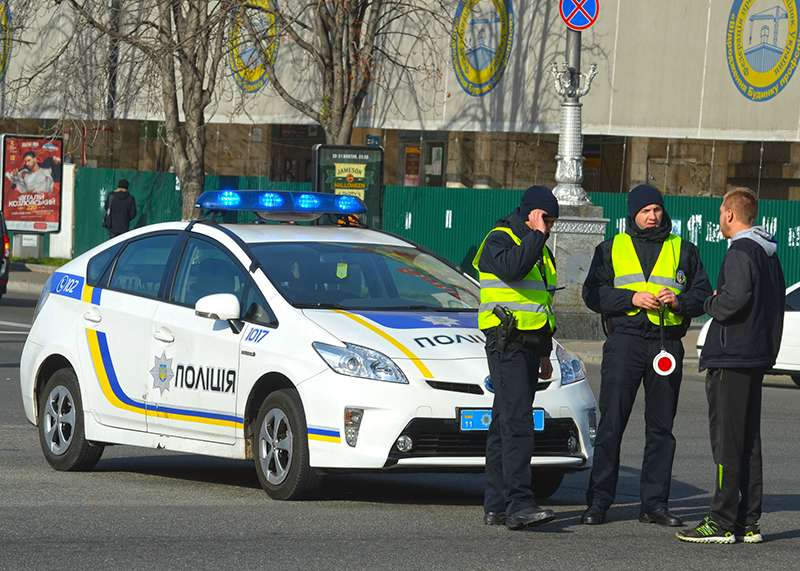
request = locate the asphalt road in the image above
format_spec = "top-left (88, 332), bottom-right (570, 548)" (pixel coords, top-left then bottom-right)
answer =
top-left (1, 292), bottom-right (798, 569)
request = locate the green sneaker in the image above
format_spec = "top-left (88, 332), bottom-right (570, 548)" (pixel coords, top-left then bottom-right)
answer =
top-left (736, 523), bottom-right (763, 544)
top-left (676, 516), bottom-right (736, 544)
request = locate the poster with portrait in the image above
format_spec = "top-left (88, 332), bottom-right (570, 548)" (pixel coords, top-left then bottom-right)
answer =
top-left (0, 135), bottom-right (63, 232)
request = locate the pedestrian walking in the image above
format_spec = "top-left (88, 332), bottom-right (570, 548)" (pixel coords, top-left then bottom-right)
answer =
top-left (472, 185), bottom-right (559, 531)
top-left (677, 187), bottom-right (785, 544)
top-left (103, 179), bottom-right (137, 238)
top-left (581, 184), bottom-right (712, 526)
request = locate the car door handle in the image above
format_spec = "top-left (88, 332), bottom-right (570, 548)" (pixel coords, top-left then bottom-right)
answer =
top-left (153, 328), bottom-right (175, 343)
top-left (83, 310), bottom-right (102, 323)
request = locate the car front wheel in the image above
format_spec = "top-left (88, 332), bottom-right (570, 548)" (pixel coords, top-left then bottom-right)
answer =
top-left (38, 368), bottom-right (104, 471)
top-left (253, 389), bottom-right (318, 500)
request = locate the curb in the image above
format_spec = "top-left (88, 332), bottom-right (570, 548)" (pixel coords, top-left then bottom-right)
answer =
top-left (5, 263), bottom-right (56, 296)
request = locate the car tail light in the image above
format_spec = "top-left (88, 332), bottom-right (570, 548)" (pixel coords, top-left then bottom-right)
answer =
top-left (2, 232), bottom-right (9, 258)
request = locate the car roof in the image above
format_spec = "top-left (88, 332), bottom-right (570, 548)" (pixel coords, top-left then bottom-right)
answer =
top-left (120, 221), bottom-right (414, 248)
top-left (220, 224), bottom-right (412, 246)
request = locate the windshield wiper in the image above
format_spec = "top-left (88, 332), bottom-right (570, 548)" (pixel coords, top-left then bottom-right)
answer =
top-left (385, 305), bottom-right (476, 312)
top-left (294, 302), bottom-right (345, 310)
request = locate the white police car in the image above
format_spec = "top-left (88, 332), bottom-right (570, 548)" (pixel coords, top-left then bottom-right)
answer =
top-left (20, 190), bottom-right (597, 500)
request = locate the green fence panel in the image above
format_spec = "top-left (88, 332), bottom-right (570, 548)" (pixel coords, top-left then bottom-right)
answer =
top-left (382, 186), bottom-right (800, 287)
top-left (74, 168), bottom-right (179, 256)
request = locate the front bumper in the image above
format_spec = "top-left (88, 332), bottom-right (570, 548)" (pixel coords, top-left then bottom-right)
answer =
top-left (297, 365), bottom-right (596, 471)
top-left (384, 417), bottom-right (584, 468)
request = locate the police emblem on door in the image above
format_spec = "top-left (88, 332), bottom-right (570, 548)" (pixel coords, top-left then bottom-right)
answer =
top-left (150, 352), bottom-right (175, 395)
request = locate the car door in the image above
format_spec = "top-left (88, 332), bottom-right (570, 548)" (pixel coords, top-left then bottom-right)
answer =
top-left (775, 285), bottom-right (800, 371)
top-left (82, 232), bottom-right (179, 432)
top-left (146, 235), bottom-right (248, 444)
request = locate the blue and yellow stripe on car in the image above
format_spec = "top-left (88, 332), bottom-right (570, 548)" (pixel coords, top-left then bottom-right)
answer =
top-left (85, 329), bottom-right (243, 428)
top-left (81, 285), bottom-right (103, 305)
top-left (307, 426), bottom-right (341, 443)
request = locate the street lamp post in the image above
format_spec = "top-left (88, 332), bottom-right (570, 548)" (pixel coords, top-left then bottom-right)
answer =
top-left (551, 29), bottom-right (597, 205)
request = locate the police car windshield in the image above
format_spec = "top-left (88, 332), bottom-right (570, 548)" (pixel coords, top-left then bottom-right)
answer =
top-left (250, 242), bottom-right (479, 311)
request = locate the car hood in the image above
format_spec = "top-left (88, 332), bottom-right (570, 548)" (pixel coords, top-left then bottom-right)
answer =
top-left (302, 309), bottom-right (486, 361)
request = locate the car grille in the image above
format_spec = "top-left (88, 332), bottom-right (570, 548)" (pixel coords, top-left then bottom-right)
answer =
top-left (426, 381), bottom-right (484, 395)
top-left (385, 417), bottom-right (581, 464)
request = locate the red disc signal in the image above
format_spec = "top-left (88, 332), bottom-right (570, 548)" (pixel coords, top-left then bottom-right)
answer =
top-left (652, 350), bottom-right (676, 377)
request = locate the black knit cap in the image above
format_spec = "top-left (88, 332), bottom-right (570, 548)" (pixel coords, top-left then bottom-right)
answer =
top-left (518, 185), bottom-right (559, 219)
top-left (627, 184), bottom-right (663, 217)
top-left (117, 179), bottom-right (129, 190)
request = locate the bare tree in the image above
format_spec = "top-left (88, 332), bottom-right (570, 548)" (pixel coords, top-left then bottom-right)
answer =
top-left (49, 1), bottom-right (235, 217)
top-left (249, 1), bottom-right (450, 145)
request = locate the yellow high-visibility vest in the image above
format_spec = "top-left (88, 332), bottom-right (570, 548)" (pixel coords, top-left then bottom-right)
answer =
top-left (472, 226), bottom-right (557, 332)
top-left (611, 233), bottom-right (684, 326)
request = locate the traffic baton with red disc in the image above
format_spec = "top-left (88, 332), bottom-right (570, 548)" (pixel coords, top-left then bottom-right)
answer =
top-left (653, 305), bottom-right (676, 377)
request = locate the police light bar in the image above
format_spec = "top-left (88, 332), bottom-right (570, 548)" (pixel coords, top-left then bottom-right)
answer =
top-left (195, 190), bottom-right (366, 220)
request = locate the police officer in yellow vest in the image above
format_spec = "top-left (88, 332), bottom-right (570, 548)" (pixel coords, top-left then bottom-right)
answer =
top-left (473, 186), bottom-right (559, 531)
top-left (581, 185), bottom-right (711, 527)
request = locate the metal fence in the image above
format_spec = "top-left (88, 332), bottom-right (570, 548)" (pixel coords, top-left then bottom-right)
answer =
top-left (383, 187), bottom-right (800, 287)
top-left (66, 171), bottom-right (800, 287)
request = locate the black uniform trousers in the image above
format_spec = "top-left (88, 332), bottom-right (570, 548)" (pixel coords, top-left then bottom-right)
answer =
top-left (706, 368), bottom-right (764, 530)
top-left (586, 333), bottom-right (684, 512)
top-left (483, 331), bottom-right (544, 516)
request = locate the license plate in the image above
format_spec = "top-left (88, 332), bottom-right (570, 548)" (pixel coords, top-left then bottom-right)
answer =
top-left (459, 408), bottom-right (545, 432)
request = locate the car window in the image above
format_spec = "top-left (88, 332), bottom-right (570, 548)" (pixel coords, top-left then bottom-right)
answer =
top-left (250, 242), bottom-right (479, 311)
top-left (87, 243), bottom-right (123, 287)
top-left (108, 234), bottom-right (177, 298)
top-left (786, 288), bottom-right (800, 312)
top-left (172, 237), bottom-right (276, 326)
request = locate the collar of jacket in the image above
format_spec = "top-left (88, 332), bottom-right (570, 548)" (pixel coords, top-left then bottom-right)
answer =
top-left (626, 212), bottom-right (672, 243)
top-left (494, 210), bottom-right (533, 239)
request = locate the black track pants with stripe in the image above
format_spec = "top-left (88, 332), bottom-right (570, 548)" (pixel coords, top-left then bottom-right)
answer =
top-left (706, 368), bottom-right (764, 529)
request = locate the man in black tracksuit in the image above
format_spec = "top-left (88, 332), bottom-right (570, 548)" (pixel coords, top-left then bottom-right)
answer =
top-left (475, 186), bottom-right (559, 531)
top-left (678, 188), bottom-right (785, 545)
top-left (582, 185), bottom-right (712, 526)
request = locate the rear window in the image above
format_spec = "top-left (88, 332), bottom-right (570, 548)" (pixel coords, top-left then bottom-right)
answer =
top-left (109, 233), bottom-right (178, 299)
top-left (86, 243), bottom-right (123, 286)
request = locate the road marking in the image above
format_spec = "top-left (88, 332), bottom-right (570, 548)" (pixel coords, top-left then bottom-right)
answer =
top-left (0, 321), bottom-right (31, 329)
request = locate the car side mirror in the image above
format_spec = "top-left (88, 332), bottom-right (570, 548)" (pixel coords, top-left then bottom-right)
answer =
top-left (195, 294), bottom-right (241, 322)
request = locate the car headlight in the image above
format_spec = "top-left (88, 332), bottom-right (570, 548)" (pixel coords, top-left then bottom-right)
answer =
top-left (313, 342), bottom-right (409, 384)
top-left (556, 343), bottom-right (586, 385)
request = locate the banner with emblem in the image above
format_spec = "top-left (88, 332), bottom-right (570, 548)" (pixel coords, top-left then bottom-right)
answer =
top-left (3, 1), bottom-right (800, 142)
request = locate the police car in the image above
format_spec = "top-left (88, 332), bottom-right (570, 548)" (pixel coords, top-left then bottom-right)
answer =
top-left (20, 190), bottom-right (597, 500)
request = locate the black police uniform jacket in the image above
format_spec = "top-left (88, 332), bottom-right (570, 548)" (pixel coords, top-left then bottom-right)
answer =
top-left (582, 213), bottom-right (712, 340)
top-left (477, 210), bottom-right (555, 354)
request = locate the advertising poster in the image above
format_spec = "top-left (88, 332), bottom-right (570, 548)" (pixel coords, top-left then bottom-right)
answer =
top-left (313, 145), bottom-right (384, 226)
top-left (0, 135), bottom-right (64, 232)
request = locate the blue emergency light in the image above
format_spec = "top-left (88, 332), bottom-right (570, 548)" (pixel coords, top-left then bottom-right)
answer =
top-left (195, 190), bottom-right (366, 220)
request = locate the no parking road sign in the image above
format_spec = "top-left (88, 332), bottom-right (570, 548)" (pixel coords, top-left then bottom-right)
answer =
top-left (560, 0), bottom-right (599, 31)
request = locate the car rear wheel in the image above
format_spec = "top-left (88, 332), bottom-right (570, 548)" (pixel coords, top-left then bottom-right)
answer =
top-left (533, 468), bottom-right (565, 499)
top-left (38, 368), bottom-right (104, 471)
top-left (253, 389), bottom-right (318, 500)
top-left (791, 374), bottom-right (800, 388)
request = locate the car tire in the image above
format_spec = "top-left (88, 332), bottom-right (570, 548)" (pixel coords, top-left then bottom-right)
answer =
top-left (253, 389), bottom-right (318, 500)
top-left (792, 374), bottom-right (800, 388)
top-left (533, 468), bottom-right (565, 499)
top-left (38, 368), bottom-right (104, 471)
